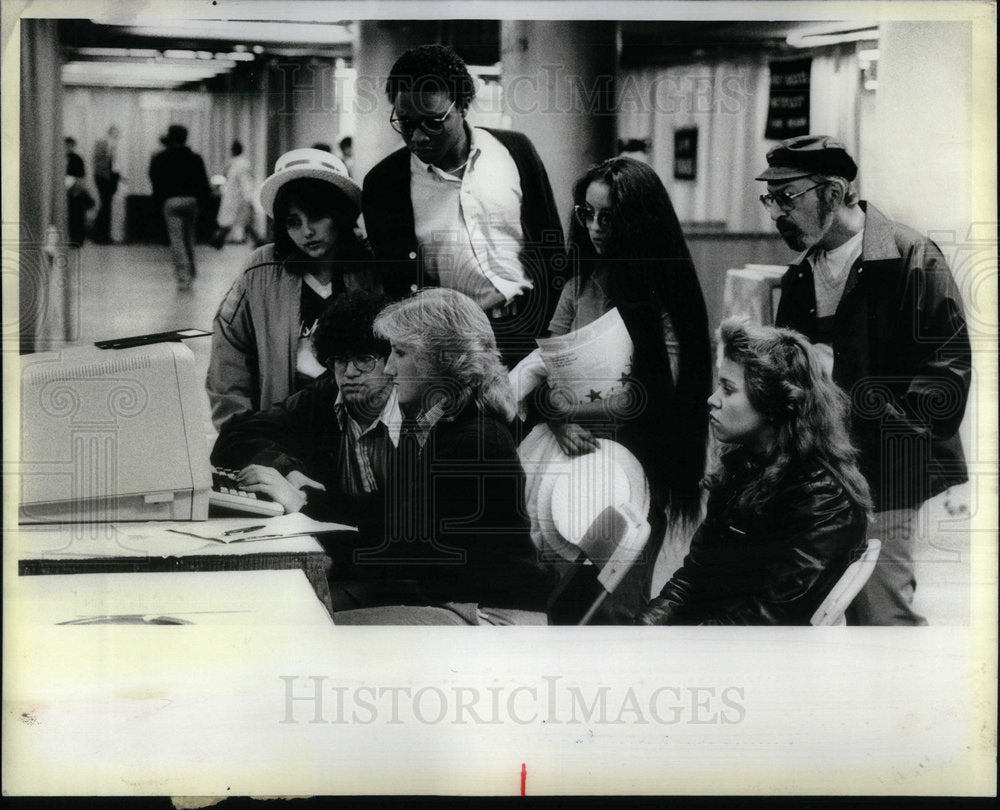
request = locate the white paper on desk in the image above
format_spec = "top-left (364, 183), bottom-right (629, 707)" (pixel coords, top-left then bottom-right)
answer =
top-left (118, 513), bottom-right (357, 544)
top-left (535, 306), bottom-right (634, 406)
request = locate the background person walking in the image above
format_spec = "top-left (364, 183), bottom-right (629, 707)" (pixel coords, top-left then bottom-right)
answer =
top-left (149, 124), bottom-right (212, 291)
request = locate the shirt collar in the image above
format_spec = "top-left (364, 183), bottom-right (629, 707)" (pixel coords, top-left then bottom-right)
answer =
top-left (407, 400), bottom-right (448, 448)
top-left (409, 124), bottom-right (482, 178)
top-left (822, 227), bottom-right (864, 265)
top-left (798, 209), bottom-right (867, 266)
top-left (335, 387), bottom-right (403, 446)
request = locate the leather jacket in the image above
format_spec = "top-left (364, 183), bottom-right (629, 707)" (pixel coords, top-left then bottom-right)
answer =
top-left (775, 202), bottom-right (970, 511)
top-left (636, 457), bottom-right (868, 625)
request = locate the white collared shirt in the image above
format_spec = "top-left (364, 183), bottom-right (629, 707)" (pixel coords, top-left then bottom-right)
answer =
top-left (410, 127), bottom-right (529, 308)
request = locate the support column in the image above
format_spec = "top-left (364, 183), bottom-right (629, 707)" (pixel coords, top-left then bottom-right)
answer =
top-left (500, 21), bottom-right (618, 226)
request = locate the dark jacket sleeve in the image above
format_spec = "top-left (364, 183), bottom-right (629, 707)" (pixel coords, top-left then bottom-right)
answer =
top-left (638, 469), bottom-right (867, 626)
top-left (888, 236), bottom-right (971, 444)
top-left (210, 378), bottom-right (340, 478)
top-left (211, 378), bottom-right (376, 527)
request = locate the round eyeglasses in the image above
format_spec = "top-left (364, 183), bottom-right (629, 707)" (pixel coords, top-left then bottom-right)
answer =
top-left (326, 354), bottom-right (381, 374)
top-left (759, 182), bottom-right (828, 212)
top-left (573, 205), bottom-right (613, 230)
top-left (390, 100), bottom-right (456, 137)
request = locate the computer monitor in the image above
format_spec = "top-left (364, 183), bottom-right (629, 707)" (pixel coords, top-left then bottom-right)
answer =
top-left (19, 341), bottom-right (211, 522)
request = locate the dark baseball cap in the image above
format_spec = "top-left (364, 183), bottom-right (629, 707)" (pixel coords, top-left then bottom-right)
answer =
top-left (756, 135), bottom-right (858, 182)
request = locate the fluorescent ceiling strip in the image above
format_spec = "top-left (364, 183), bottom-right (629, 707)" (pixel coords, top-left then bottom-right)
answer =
top-left (63, 60), bottom-right (236, 74)
top-left (122, 21), bottom-right (353, 44)
top-left (786, 24), bottom-right (879, 48)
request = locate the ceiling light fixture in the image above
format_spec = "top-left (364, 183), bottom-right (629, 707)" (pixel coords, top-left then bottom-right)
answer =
top-left (786, 23), bottom-right (879, 49)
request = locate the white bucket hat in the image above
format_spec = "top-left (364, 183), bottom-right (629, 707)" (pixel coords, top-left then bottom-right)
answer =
top-left (258, 148), bottom-right (361, 218)
top-left (536, 438), bottom-right (650, 559)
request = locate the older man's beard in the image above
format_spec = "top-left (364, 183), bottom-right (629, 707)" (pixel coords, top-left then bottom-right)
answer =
top-left (777, 200), bottom-right (836, 252)
top-left (776, 219), bottom-right (808, 251)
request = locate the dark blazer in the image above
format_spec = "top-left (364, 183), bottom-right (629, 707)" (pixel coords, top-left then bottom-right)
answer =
top-left (637, 459), bottom-right (869, 625)
top-left (775, 202), bottom-right (971, 511)
top-left (341, 402), bottom-right (554, 611)
top-left (362, 128), bottom-right (567, 356)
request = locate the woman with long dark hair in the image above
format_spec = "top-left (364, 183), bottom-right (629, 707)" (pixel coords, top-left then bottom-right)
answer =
top-left (207, 148), bottom-right (381, 429)
top-left (636, 319), bottom-right (871, 625)
top-left (535, 157), bottom-right (713, 621)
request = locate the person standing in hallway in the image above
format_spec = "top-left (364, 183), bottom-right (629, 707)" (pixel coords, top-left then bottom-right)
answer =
top-left (91, 124), bottom-right (121, 244)
top-left (148, 124), bottom-right (212, 291)
top-left (210, 140), bottom-right (261, 248)
top-left (338, 136), bottom-right (355, 177)
top-left (65, 136), bottom-right (93, 248)
top-left (362, 44), bottom-right (565, 368)
top-left (756, 134), bottom-right (971, 625)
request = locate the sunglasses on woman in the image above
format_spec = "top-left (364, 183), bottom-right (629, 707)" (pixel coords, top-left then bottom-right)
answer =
top-left (573, 205), bottom-right (613, 229)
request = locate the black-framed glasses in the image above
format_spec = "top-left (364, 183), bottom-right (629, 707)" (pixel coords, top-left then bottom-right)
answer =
top-left (759, 182), bottom-right (828, 212)
top-left (573, 205), bottom-right (613, 229)
top-left (389, 100), bottom-right (456, 136)
top-left (326, 354), bottom-right (381, 373)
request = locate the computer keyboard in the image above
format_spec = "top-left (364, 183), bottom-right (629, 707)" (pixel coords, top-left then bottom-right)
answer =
top-left (209, 466), bottom-right (284, 516)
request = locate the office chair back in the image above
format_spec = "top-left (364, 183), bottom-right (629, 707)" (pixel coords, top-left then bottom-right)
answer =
top-left (809, 538), bottom-right (882, 626)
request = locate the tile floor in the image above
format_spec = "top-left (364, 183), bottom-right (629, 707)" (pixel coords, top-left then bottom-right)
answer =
top-left (58, 240), bottom-right (250, 434)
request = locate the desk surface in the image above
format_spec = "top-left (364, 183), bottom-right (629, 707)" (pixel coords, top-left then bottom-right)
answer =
top-left (17, 520), bottom-right (328, 560)
top-left (15, 520), bottom-right (345, 617)
top-left (12, 568), bottom-right (336, 627)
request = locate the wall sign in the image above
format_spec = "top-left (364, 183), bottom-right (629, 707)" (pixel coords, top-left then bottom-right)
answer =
top-left (673, 127), bottom-right (697, 180)
top-left (765, 58), bottom-right (811, 139)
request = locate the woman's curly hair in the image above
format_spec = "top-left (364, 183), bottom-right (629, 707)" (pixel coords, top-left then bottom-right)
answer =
top-left (373, 288), bottom-right (515, 422)
top-left (707, 318), bottom-right (872, 513)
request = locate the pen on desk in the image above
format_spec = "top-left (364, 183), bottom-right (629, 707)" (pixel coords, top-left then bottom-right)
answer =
top-left (166, 528), bottom-right (212, 540)
top-left (228, 534), bottom-right (284, 542)
top-left (222, 524), bottom-right (267, 536)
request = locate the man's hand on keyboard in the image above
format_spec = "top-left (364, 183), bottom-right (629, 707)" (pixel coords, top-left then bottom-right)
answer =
top-left (285, 470), bottom-right (327, 492)
top-left (237, 464), bottom-right (308, 515)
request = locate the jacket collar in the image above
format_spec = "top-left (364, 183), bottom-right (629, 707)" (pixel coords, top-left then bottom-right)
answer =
top-left (788, 201), bottom-right (897, 291)
top-left (856, 201), bottom-right (902, 262)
